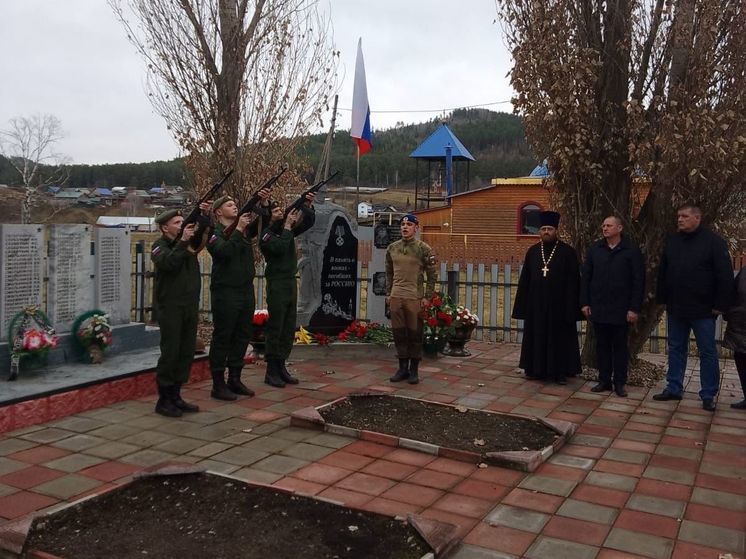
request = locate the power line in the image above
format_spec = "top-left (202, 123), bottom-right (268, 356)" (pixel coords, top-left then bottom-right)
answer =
top-left (336, 100), bottom-right (512, 114)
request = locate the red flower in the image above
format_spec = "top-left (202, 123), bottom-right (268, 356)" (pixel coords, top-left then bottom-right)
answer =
top-left (338, 332), bottom-right (348, 341)
top-left (428, 317), bottom-right (437, 327)
top-left (431, 294), bottom-right (442, 306)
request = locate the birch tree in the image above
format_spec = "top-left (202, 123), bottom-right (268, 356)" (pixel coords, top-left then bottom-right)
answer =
top-left (0, 114), bottom-right (70, 224)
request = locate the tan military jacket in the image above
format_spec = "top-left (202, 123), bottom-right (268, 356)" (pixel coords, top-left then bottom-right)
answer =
top-left (385, 238), bottom-right (437, 300)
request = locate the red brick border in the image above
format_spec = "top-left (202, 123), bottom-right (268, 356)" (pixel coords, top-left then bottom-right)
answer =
top-left (290, 392), bottom-right (577, 472)
top-left (0, 358), bottom-right (209, 435)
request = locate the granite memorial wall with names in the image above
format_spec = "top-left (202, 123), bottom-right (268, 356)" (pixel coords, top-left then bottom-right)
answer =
top-left (0, 225), bottom-right (45, 341)
top-left (94, 227), bottom-right (131, 325)
top-left (47, 225), bottom-right (94, 332)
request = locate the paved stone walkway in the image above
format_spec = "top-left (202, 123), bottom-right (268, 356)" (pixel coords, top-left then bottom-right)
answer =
top-left (0, 342), bottom-right (743, 558)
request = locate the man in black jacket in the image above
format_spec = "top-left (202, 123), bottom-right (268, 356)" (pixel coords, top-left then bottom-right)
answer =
top-left (581, 217), bottom-right (644, 397)
top-left (653, 205), bottom-right (734, 411)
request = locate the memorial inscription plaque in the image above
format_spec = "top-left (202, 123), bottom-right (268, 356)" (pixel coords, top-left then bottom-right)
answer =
top-left (48, 225), bottom-right (94, 332)
top-left (0, 225), bottom-right (44, 342)
top-left (94, 228), bottom-right (131, 325)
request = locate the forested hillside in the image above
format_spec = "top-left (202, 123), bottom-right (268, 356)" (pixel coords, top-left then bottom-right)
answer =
top-left (0, 109), bottom-right (536, 189)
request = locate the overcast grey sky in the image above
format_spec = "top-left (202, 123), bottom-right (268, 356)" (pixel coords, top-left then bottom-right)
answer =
top-left (0, 1), bottom-right (513, 165)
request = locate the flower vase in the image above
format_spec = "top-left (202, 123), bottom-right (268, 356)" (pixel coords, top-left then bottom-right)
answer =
top-left (422, 336), bottom-right (446, 358)
top-left (443, 325), bottom-right (475, 357)
top-left (251, 328), bottom-right (266, 357)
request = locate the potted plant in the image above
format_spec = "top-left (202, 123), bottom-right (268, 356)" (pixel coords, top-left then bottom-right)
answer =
top-left (73, 311), bottom-right (113, 363)
top-left (419, 292), bottom-right (456, 357)
top-left (443, 306), bottom-right (479, 356)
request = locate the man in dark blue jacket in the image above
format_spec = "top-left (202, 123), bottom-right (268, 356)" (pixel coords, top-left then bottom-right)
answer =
top-left (581, 216), bottom-right (644, 397)
top-left (653, 205), bottom-right (734, 411)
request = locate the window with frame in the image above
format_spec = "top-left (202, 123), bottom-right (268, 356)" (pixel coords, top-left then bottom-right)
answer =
top-left (519, 203), bottom-right (541, 235)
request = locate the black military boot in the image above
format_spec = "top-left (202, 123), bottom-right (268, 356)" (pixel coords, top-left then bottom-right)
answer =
top-left (155, 385), bottom-right (182, 418)
top-left (227, 367), bottom-right (255, 396)
top-left (278, 360), bottom-right (299, 385)
top-left (407, 359), bottom-right (420, 384)
top-left (173, 384), bottom-right (199, 413)
top-left (210, 370), bottom-right (237, 401)
top-left (389, 358), bottom-right (410, 382)
top-left (264, 359), bottom-right (286, 388)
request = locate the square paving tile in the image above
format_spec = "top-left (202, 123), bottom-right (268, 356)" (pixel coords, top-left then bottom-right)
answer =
top-left (518, 475), bottom-right (577, 497)
top-left (250, 454), bottom-right (309, 475)
top-left (43, 454), bottom-right (106, 473)
top-left (557, 498), bottom-right (619, 524)
top-left (542, 516), bottom-right (609, 546)
top-left (85, 441), bottom-right (142, 459)
top-left (280, 442), bottom-right (336, 462)
top-left (486, 505), bottom-right (550, 532)
top-left (187, 442), bottom-right (234, 459)
top-left (450, 544), bottom-right (518, 559)
top-left (49, 416), bottom-right (109, 433)
top-left (8, 445), bottom-right (70, 465)
top-left (0, 491), bottom-right (59, 520)
top-left (228, 467), bottom-right (283, 485)
top-left (18, 428), bottom-right (74, 444)
top-left (210, 446), bottom-right (269, 467)
top-left (51, 434), bottom-right (107, 452)
top-left (152, 437), bottom-right (206, 455)
top-left (431, 492), bottom-right (495, 519)
top-left (336, 472), bottom-right (397, 496)
top-left (678, 520), bottom-right (744, 555)
top-left (31, 473), bottom-right (102, 500)
top-left (79, 461), bottom-right (142, 482)
top-left (292, 463), bottom-right (353, 485)
top-left (626, 494), bottom-right (686, 518)
top-left (464, 522), bottom-right (537, 557)
top-left (381, 482), bottom-right (444, 508)
top-left (604, 527), bottom-right (674, 559)
top-left (585, 471), bottom-right (638, 492)
top-left (524, 536), bottom-right (599, 559)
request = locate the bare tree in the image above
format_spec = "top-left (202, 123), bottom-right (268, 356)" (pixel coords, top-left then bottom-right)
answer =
top-left (0, 114), bottom-right (70, 223)
top-left (109, 0), bottom-right (339, 199)
top-left (496, 0), bottom-right (746, 360)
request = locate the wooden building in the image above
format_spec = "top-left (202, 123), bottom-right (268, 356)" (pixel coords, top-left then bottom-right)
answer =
top-left (415, 177), bottom-right (551, 263)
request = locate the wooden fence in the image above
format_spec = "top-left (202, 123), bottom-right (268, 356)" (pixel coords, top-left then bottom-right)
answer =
top-left (130, 241), bottom-right (728, 354)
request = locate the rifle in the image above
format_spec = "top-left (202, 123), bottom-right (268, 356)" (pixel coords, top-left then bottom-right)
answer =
top-left (222, 166), bottom-right (287, 239)
top-left (177, 169), bottom-right (234, 242)
top-left (283, 171), bottom-right (339, 218)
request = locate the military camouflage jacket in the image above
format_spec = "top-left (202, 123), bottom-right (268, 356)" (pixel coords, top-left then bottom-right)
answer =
top-left (385, 238), bottom-right (437, 300)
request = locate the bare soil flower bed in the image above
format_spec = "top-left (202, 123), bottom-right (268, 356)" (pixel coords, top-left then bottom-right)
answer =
top-left (319, 395), bottom-right (559, 454)
top-left (23, 473), bottom-right (431, 559)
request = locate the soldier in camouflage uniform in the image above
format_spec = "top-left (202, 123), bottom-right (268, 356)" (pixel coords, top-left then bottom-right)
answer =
top-left (259, 194), bottom-right (316, 387)
top-left (206, 191), bottom-right (270, 400)
top-left (385, 214), bottom-right (437, 384)
top-left (151, 205), bottom-right (211, 417)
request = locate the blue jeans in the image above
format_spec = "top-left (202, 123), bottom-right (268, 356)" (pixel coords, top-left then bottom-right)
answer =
top-left (666, 315), bottom-right (720, 400)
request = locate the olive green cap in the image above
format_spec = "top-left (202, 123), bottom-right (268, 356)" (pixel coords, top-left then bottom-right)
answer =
top-left (212, 195), bottom-right (233, 212)
top-left (154, 209), bottom-right (181, 225)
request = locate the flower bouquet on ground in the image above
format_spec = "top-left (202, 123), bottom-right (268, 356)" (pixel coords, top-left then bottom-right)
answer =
top-left (420, 292), bottom-right (456, 357)
top-left (73, 311), bottom-right (113, 364)
top-left (251, 310), bottom-right (270, 356)
top-left (336, 320), bottom-right (393, 346)
top-left (444, 305), bottom-right (479, 357)
top-left (7, 307), bottom-right (59, 380)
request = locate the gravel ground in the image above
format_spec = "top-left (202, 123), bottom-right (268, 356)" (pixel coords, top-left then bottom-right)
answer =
top-left (580, 358), bottom-right (665, 388)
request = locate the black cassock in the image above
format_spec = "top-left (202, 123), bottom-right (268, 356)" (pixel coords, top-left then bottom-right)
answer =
top-left (512, 240), bottom-right (583, 381)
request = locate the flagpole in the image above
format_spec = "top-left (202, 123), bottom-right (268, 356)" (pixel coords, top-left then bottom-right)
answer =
top-left (356, 144), bottom-right (360, 217)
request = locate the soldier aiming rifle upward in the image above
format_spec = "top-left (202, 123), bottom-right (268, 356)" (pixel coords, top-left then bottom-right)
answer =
top-left (222, 166), bottom-right (288, 239)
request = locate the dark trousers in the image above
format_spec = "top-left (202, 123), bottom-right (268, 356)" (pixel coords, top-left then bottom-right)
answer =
top-left (265, 278), bottom-right (297, 360)
top-left (390, 297), bottom-right (424, 359)
top-left (594, 322), bottom-right (629, 387)
top-left (209, 288), bottom-right (254, 373)
top-left (156, 304), bottom-right (198, 386)
top-left (735, 352), bottom-right (746, 396)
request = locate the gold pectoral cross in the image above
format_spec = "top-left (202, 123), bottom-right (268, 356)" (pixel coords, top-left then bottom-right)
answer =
top-left (541, 265), bottom-right (549, 277)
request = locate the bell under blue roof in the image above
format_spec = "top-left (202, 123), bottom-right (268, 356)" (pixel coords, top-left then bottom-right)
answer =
top-left (409, 123), bottom-right (475, 161)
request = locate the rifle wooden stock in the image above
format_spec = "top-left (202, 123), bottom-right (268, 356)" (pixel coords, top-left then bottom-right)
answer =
top-left (223, 166), bottom-right (287, 239)
top-left (283, 171), bottom-right (339, 218)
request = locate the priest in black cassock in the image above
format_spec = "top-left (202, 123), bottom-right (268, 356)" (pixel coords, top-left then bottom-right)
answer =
top-left (512, 211), bottom-right (583, 384)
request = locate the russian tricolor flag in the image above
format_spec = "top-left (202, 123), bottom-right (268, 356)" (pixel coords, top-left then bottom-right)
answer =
top-left (351, 38), bottom-right (372, 156)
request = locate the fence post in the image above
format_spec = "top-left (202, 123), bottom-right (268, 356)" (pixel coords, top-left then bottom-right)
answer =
top-left (447, 270), bottom-right (458, 303)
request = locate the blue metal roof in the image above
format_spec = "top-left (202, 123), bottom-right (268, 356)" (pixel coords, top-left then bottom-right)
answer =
top-left (409, 123), bottom-right (475, 161)
top-left (95, 188), bottom-right (113, 196)
top-left (529, 160), bottom-right (550, 177)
